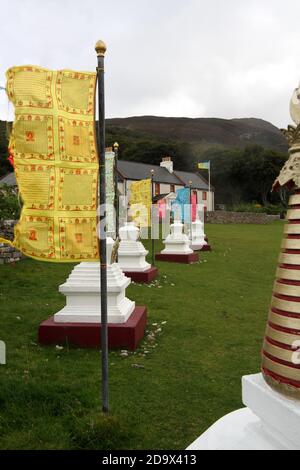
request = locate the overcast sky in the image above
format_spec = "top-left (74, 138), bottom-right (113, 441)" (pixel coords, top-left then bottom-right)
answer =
top-left (1, 0), bottom-right (300, 127)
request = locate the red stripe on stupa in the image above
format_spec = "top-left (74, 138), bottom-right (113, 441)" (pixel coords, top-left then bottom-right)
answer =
top-left (279, 264), bottom-right (300, 270)
top-left (262, 367), bottom-right (300, 388)
top-left (265, 336), bottom-right (296, 351)
top-left (271, 307), bottom-right (300, 319)
top-left (277, 279), bottom-right (300, 286)
top-left (273, 292), bottom-right (300, 302)
top-left (263, 350), bottom-right (300, 369)
top-left (268, 321), bottom-right (300, 335)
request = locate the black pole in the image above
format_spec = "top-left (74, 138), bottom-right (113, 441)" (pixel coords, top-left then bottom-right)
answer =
top-left (151, 170), bottom-right (155, 267)
top-left (95, 40), bottom-right (109, 414)
top-left (113, 142), bottom-right (119, 240)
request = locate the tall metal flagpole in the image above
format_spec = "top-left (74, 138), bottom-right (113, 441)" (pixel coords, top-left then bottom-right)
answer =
top-left (95, 40), bottom-right (109, 414)
top-left (113, 142), bottom-right (119, 241)
top-left (151, 169), bottom-right (155, 267)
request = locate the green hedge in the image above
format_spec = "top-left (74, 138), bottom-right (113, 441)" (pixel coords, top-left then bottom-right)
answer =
top-left (228, 203), bottom-right (284, 215)
top-left (0, 185), bottom-right (21, 221)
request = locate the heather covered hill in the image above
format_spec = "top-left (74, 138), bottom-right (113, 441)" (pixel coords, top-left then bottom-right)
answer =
top-left (106, 116), bottom-right (288, 153)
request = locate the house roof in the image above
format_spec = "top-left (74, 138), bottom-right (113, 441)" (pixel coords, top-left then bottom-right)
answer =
top-left (0, 172), bottom-right (16, 186)
top-left (173, 170), bottom-right (211, 190)
top-left (117, 160), bottom-right (180, 185)
top-left (117, 160), bottom-right (212, 191)
top-left (0, 161), bottom-right (213, 192)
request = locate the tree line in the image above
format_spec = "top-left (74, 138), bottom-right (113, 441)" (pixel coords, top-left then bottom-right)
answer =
top-left (200, 145), bottom-right (288, 206)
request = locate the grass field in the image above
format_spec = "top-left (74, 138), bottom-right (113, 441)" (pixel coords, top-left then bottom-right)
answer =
top-left (0, 222), bottom-right (284, 450)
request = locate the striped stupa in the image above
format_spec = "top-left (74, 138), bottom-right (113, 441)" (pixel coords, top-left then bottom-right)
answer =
top-left (262, 189), bottom-right (300, 397)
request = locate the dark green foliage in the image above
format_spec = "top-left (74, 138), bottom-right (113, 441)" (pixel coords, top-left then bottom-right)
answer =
top-left (0, 121), bottom-right (12, 177)
top-left (106, 126), bottom-right (193, 171)
top-left (0, 185), bottom-right (21, 220)
top-left (230, 145), bottom-right (288, 206)
top-left (228, 203), bottom-right (284, 215)
top-left (107, 126), bottom-right (288, 206)
top-left (200, 147), bottom-right (244, 204)
top-left (200, 145), bottom-right (288, 206)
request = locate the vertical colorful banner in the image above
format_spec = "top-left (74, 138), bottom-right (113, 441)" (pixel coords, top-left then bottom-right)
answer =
top-left (129, 179), bottom-right (152, 227)
top-left (0, 65), bottom-right (99, 262)
top-left (172, 187), bottom-right (190, 222)
top-left (191, 192), bottom-right (197, 222)
top-left (105, 150), bottom-right (115, 236)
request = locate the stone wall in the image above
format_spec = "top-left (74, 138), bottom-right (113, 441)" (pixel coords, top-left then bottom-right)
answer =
top-left (206, 211), bottom-right (280, 224)
top-left (0, 220), bottom-right (24, 264)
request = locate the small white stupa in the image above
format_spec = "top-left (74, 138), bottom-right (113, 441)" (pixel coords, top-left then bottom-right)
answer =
top-left (54, 237), bottom-right (135, 324)
top-left (160, 219), bottom-right (194, 255)
top-left (190, 218), bottom-right (208, 251)
top-left (118, 222), bottom-right (151, 272)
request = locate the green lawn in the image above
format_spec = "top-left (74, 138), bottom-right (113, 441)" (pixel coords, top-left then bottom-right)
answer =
top-left (0, 222), bottom-right (284, 450)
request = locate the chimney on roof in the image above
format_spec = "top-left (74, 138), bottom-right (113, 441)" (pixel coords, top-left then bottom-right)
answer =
top-left (160, 156), bottom-right (173, 173)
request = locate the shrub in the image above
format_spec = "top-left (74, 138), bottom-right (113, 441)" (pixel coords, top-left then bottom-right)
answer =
top-left (228, 202), bottom-right (284, 215)
top-left (0, 185), bottom-right (21, 220)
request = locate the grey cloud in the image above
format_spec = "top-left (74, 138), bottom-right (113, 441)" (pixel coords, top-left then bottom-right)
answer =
top-left (0, 0), bottom-right (300, 127)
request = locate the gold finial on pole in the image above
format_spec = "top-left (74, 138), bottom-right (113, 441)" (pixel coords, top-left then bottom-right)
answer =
top-left (113, 142), bottom-right (119, 151)
top-left (95, 40), bottom-right (107, 57)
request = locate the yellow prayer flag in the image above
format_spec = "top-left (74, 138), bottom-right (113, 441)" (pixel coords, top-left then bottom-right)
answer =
top-left (129, 179), bottom-right (152, 227)
top-left (0, 65), bottom-right (99, 262)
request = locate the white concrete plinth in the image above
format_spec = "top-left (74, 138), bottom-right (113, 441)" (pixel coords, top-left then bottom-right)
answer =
top-left (118, 222), bottom-right (151, 272)
top-left (161, 221), bottom-right (193, 255)
top-left (54, 238), bottom-right (135, 324)
top-left (190, 219), bottom-right (207, 251)
top-left (187, 373), bottom-right (300, 450)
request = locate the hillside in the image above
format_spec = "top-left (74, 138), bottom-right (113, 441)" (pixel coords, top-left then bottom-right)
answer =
top-left (106, 116), bottom-right (288, 153)
top-left (1, 116), bottom-right (288, 156)
top-left (0, 117), bottom-right (289, 206)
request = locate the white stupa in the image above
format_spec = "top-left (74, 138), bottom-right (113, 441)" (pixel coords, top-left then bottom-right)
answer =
top-left (161, 219), bottom-right (193, 255)
top-left (54, 237), bottom-right (135, 324)
top-left (118, 222), bottom-right (151, 272)
top-left (190, 218), bottom-right (208, 251)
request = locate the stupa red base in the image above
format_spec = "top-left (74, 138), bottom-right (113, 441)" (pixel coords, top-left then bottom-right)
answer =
top-left (38, 306), bottom-right (147, 351)
top-left (155, 252), bottom-right (199, 264)
top-left (123, 267), bottom-right (158, 283)
top-left (192, 244), bottom-right (212, 252)
top-left (201, 244), bottom-right (211, 252)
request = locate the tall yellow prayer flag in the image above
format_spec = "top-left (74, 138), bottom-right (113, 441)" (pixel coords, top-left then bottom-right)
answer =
top-left (129, 179), bottom-right (152, 227)
top-left (0, 65), bottom-right (99, 262)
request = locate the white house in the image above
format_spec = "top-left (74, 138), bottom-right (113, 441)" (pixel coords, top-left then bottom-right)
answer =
top-left (117, 156), bottom-right (214, 211)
